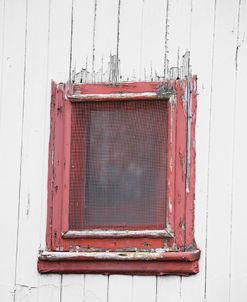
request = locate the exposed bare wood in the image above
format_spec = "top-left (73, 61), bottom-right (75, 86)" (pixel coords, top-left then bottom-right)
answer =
top-left (164, 0), bottom-right (169, 79)
top-left (91, 0), bottom-right (97, 80)
top-left (69, 92), bottom-right (171, 101)
top-left (63, 229), bottom-right (173, 239)
top-left (39, 250), bottom-right (200, 262)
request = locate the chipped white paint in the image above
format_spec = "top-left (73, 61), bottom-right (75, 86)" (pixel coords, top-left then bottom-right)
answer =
top-left (63, 229), bottom-right (172, 238)
top-left (168, 198), bottom-right (172, 213)
top-left (0, 0), bottom-right (247, 301)
top-left (70, 92), bottom-right (168, 100)
top-left (39, 249), bottom-right (199, 261)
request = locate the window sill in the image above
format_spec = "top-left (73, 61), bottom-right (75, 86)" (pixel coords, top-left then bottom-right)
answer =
top-left (62, 229), bottom-right (173, 239)
top-left (38, 249), bottom-right (200, 275)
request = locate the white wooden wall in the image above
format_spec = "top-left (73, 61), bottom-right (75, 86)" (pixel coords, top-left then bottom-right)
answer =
top-left (0, 0), bottom-right (247, 301)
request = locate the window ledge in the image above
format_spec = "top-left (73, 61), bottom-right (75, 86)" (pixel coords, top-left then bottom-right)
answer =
top-left (62, 229), bottom-right (173, 239)
top-left (38, 249), bottom-right (200, 276)
top-left (69, 90), bottom-right (174, 101)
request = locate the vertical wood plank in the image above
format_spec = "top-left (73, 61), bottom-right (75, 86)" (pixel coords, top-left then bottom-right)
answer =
top-left (38, 1), bottom-right (73, 300)
top-left (0, 0), bottom-right (5, 119)
top-left (61, 275), bottom-right (84, 301)
top-left (48, 0), bottom-right (73, 82)
top-left (180, 0), bottom-right (216, 300)
top-left (168, 0), bottom-right (192, 69)
top-left (71, 0), bottom-right (94, 80)
top-left (84, 275), bottom-right (108, 302)
top-left (108, 275), bottom-right (132, 302)
top-left (156, 276), bottom-right (181, 302)
top-left (0, 0), bottom-right (27, 301)
top-left (39, 0), bottom-right (74, 253)
top-left (15, 286), bottom-right (38, 302)
top-left (230, 1), bottom-right (247, 301)
top-left (141, 0), bottom-right (167, 79)
top-left (14, 0), bottom-right (51, 289)
top-left (38, 275), bottom-right (61, 302)
top-left (204, 1), bottom-right (239, 301)
top-left (118, 0), bottom-right (143, 80)
top-left (12, 0), bottom-right (72, 301)
top-left (92, 0), bottom-right (119, 78)
top-left (132, 276), bottom-right (156, 302)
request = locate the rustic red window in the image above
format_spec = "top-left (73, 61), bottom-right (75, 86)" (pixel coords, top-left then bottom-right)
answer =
top-left (38, 78), bottom-right (200, 275)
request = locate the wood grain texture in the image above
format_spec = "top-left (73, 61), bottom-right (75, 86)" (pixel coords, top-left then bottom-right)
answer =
top-left (168, 0), bottom-right (192, 67)
top-left (48, 0), bottom-right (73, 82)
top-left (71, 0), bottom-right (94, 81)
top-left (180, 0), bottom-right (217, 301)
top-left (230, 1), bottom-right (247, 301)
top-left (181, 0), bottom-right (216, 300)
top-left (204, 1), bottom-right (240, 301)
top-left (116, 0), bottom-right (143, 81)
top-left (0, 0), bottom-right (27, 301)
top-left (93, 0), bottom-right (119, 74)
top-left (14, 0), bottom-right (51, 289)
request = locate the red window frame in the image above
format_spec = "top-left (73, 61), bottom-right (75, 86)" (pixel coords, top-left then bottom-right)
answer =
top-left (38, 78), bottom-right (200, 275)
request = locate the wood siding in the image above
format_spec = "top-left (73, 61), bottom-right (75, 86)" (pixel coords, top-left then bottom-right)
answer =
top-left (0, 0), bottom-right (246, 301)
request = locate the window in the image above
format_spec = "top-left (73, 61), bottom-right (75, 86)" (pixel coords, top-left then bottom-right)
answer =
top-left (38, 78), bottom-right (200, 275)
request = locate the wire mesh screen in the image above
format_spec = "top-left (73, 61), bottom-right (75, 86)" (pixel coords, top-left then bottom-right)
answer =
top-left (69, 99), bottom-right (168, 230)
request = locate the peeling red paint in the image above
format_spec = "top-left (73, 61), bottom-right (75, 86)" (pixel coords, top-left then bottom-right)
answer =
top-left (38, 250), bottom-right (200, 275)
top-left (38, 259), bottom-right (199, 275)
top-left (43, 79), bottom-right (199, 275)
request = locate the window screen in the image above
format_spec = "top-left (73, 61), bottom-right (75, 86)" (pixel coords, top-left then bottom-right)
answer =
top-left (69, 100), bottom-right (168, 230)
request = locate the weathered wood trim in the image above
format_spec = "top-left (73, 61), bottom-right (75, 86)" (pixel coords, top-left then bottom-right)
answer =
top-left (38, 259), bottom-right (199, 275)
top-left (39, 249), bottom-right (200, 261)
top-left (166, 94), bottom-right (177, 236)
top-left (46, 81), bottom-right (57, 250)
top-left (63, 229), bottom-right (173, 239)
top-left (44, 80), bottom-right (199, 270)
top-left (69, 92), bottom-right (172, 101)
top-left (38, 250), bottom-right (200, 275)
top-left (174, 81), bottom-right (187, 249)
top-left (61, 93), bottom-right (72, 233)
top-left (72, 81), bottom-right (176, 95)
top-left (185, 75), bottom-right (197, 247)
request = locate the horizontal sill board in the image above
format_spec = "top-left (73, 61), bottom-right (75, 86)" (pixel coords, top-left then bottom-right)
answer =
top-left (38, 250), bottom-right (200, 275)
top-left (63, 229), bottom-right (173, 239)
top-left (39, 249), bottom-right (200, 262)
top-left (38, 260), bottom-right (199, 276)
top-left (69, 92), bottom-right (172, 101)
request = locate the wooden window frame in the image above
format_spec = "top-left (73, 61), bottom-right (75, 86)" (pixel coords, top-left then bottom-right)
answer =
top-left (38, 78), bottom-right (200, 275)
